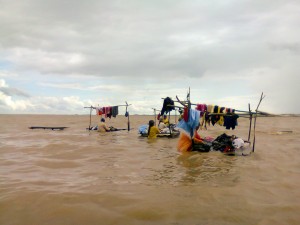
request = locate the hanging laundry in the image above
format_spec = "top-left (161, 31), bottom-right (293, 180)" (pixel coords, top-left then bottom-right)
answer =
top-left (223, 112), bottom-right (239, 130)
top-left (200, 112), bottom-right (207, 130)
top-left (103, 106), bottom-right (112, 118)
top-left (217, 107), bottom-right (226, 126)
top-left (157, 113), bottom-right (161, 120)
top-left (211, 105), bottom-right (219, 126)
top-left (177, 108), bottom-right (200, 137)
top-left (183, 107), bottom-right (189, 122)
top-left (161, 97), bottom-right (175, 115)
top-left (111, 106), bottom-right (119, 117)
top-left (96, 107), bottom-right (103, 116)
top-left (207, 105), bottom-right (213, 114)
top-left (125, 111), bottom-right (129, 117)
top-left (195, 104), bottom-right (207, 116)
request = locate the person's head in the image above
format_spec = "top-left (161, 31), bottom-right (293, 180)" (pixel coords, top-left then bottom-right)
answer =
top-left (149, 120), bottom-right (155, 127)
top-left (148, 120), bottom-right (155, 135)
top-left (163, 115), bottom-right (167, 119)
top-left (101, 118), bottom-right (105, 122)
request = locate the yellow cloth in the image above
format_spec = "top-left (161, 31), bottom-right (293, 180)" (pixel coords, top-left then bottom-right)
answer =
top-left (217, 107), bottom-right (225, 126)
top-left (207, 105), bottom-right (213, 113)
top-left (148, 126), bottom-right (160, 138)
top-left (97, 122), bottom-right (110, 132)
top-left (163, 118), bottom-right (169, 126)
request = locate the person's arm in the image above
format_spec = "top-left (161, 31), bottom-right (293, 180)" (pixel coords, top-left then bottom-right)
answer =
top-left (155, 126), bottom-right (160, 134)
top-left (104, 124), bottom-right (111, 132)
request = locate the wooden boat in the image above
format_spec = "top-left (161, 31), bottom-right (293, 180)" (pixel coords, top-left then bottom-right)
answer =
top-left (140, 131), bottom-right (180, 138)
top-left (139, 124), bottom-right (180, 138)
top-left (29, 126), bottom-right (68, 130)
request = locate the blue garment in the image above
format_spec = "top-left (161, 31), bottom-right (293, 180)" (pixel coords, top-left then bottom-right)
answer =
top-left (138, 124), bottom-right (149, 134)
top-left (177, 109), bottom-right (200, 136)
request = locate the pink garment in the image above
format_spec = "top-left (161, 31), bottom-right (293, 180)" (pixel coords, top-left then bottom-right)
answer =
top-left (195, 104), bottom-right (207, 116)
top-left (101, 106), bottom-right (112, 118)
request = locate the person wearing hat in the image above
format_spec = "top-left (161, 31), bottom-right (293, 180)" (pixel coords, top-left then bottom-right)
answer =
top-left (97, 118), bottom-right (110, 132)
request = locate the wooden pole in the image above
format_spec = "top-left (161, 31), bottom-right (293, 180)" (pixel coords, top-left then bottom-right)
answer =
top-left (152, 108), bottom-right (156, 126)
top-left (248, 103), bottom-right (252, 142)
top-left (252, 92), bottom-right (265, 152)
top-left (126, 101), bottom-right (130, 131)
top-left (89, 105), bottom-right (92, 130)
top-left (168, 111), bottom-right (172, 136)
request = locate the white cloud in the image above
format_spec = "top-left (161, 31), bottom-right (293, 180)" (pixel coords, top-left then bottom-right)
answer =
top-left (0, 92), bottom-right (33, 111)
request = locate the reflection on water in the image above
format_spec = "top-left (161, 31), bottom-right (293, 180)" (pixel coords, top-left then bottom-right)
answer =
top-left (175, 152), bottom-right (238, 186)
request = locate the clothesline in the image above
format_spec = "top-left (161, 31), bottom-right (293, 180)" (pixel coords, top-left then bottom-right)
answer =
top-left (161, 97), bottom-right (249, 114)
top-left (166, 105), bottom-right (267, 116)
top-left (84, 104), bottom-right (131, 109)
top-left (84, 102), bottom-right (131, 131)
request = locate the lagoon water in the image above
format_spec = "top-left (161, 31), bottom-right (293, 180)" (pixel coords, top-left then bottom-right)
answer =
top-left (0, 114), bottom-right (299, 225)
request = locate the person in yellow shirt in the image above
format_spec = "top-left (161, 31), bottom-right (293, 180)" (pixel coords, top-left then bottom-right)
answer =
top-left (158, 117), bottom-right (167, 130)
top-left (148, 120), bottom-right (160, 138)
top-left (97, 118), bottom-right (110, 132)
top-left (163, 115), bottom-right (169, 126)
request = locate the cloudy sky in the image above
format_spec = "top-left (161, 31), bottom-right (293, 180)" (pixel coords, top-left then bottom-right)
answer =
top-left (0, 0), bottom-right (299, 115)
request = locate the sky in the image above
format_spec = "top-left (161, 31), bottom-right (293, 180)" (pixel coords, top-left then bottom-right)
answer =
top-left (0, 0), bottom-right (299, 115)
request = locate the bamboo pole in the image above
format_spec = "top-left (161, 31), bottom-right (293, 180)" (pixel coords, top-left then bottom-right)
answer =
top-left (248, 103), bottom-right (252, 142)
top-left (126, 101), bottom-right (130, 131)
top-left (89, 105), bottom-right (92, 130)
top-left (252, 92), bottom-right (265, 152)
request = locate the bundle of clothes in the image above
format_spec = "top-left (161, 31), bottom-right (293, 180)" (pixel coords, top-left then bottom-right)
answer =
top-left (138, 124), bottom-right (179, 136)
top-left (176, 107), bottom-right (245, 154)
top-left (177, 132), bottom-right (245, 153)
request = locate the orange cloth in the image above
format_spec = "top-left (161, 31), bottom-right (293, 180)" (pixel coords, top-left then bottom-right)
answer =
top-left (177, 130), bottom-right (205, 152)
top-left (177, 132), bottom-right (192, 152)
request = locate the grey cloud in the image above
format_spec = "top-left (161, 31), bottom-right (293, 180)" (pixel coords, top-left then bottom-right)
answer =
top-left (1, 0), bottom-right (300, 114)
top-left (0, 87), bottom-right (31, 98)
top-left (269, 43), bottom-right (300, 54)
top-left (2, 0), bottom-right (299, 78)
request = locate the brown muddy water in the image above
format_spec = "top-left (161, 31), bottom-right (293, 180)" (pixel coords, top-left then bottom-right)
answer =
top-left (0, 114), bottom-right (299, 225)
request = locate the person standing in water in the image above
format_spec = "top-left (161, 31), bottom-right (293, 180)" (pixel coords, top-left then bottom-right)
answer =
top-left (147, 120), bottom-right (160, 138)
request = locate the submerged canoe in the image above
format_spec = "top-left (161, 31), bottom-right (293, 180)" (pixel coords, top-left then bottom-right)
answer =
top-left (29, 126), bottom-right (68, 130)
top-left (140, 131), bottom-right (180, 138)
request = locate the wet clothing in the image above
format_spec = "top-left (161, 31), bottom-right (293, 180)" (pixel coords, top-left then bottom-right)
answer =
top-left (163, 118), bottom-right (169, 126)
top-left (98, 122), bottom-right (110, 132)
top-left (212, 133), bottom-right (235, 152)
top-left (158, 122), bottom-right (167, 130)
top-left (148, 126), bottom-right (160, 138)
